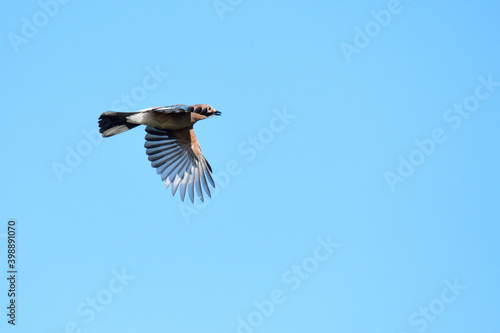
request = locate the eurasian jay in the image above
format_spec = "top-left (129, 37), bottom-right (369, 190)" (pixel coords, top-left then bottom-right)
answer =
top-left (98, 104), bottom-right (221, 203)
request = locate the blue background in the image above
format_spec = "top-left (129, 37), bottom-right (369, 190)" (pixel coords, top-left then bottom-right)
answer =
top-left (2, 0), bottom-right (499, 332)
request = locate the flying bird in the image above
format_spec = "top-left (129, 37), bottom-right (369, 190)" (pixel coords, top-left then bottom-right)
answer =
top-left (98, 104), bottom-right (221, 203)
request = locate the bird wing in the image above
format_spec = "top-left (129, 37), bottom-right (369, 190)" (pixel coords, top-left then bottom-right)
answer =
top-left (140, 105), bottom-right (191, 114)
top-left (144, 126), bottom-right (215, 203)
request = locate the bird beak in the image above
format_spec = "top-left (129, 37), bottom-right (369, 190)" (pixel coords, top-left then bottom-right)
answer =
top-left (215, 111), bottom-right (222, 116)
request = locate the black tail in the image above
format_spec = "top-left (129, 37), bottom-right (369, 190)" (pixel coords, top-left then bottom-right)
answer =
top-left (98, 111), bottom-right (140, 137)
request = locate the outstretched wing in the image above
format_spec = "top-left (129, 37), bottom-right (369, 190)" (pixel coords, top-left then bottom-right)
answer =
top-left (144, 126), bottom-right (215, 203)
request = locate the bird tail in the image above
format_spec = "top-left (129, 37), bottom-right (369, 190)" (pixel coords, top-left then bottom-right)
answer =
top-left (98, 111), bottom-right (140, 137)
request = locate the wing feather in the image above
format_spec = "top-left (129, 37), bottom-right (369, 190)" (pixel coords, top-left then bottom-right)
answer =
top-left (144, 126), bottom-right (215, 203)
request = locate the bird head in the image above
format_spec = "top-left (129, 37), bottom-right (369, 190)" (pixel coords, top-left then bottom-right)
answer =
top-left (191, 104), bottom-right (221, 117)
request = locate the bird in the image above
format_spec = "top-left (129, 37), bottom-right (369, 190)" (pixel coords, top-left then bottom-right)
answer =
top-left (98, 104), bottom-right (221, 203)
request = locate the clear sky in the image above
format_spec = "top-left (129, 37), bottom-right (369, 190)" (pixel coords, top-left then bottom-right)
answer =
top-left (2, 0), bottom-right (500, 332)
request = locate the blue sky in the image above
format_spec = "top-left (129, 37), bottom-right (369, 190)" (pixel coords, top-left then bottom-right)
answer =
top-left (2, 0), bottom-right (500, 332)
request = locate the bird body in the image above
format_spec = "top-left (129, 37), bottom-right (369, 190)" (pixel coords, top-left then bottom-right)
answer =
top-left (98, 104), bottom-right (221, 203)
top-left (127, 111), bottom-right (192, 130)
